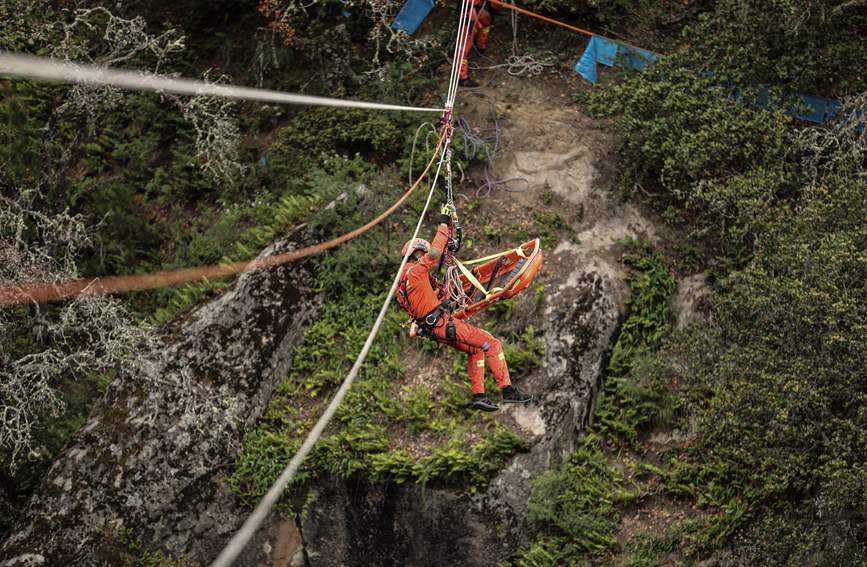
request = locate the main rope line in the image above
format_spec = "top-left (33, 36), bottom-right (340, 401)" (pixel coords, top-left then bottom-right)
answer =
top-left (0, 52), bottom-right (443, 114)
top-left (445, 0), bottom-right (474, 110)
top-left (210, 134), bottom-right (452, 567)
top-left (0, 131), bottom-right (447, 306)
top-left (212, 2), bottom-right (469, 562)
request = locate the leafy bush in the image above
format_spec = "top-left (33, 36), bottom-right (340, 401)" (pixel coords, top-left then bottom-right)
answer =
top-left (526, 433), bottom-right (638, 557)
top-left (587, 61), bottom-right (794, 207)
top-left (595, 239), bottom-right (677, 448)
top-left (665, 175), bottom-right (867, 563)
top-left (683, 0), bottom-right (867, 96)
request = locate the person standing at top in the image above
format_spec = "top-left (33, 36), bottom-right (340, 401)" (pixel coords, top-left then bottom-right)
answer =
top-left (458, 0), bottom-right (492, 87)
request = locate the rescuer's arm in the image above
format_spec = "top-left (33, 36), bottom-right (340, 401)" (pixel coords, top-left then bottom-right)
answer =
top-left (417, 223), bottom-right (450, 270)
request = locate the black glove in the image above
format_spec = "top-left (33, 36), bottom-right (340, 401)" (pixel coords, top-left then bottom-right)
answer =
top-left (437, 213), bottom-right (452, 226)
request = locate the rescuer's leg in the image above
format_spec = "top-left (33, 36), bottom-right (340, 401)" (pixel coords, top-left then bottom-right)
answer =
top-left (475, 8), bottom-right (491, 52)
top-left (434, 333), bottom-right (499, 411)
top-left (458, 8), bottom-right (480, 86)
top-left (432, 318), bottom-right (532, 404)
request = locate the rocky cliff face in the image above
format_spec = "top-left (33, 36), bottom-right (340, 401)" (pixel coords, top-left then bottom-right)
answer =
top-left (295, 259), bottom-right (624, 567)
top-left (1, 233), bottom-right (323, 566)
top-left (2, 74), bottom-right (663, 567)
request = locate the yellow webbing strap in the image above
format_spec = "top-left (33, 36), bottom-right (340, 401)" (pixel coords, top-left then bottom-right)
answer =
top-left (462, 247), bottom-right (516, 266)
top-left (455, 259), bottom-right (490, 297)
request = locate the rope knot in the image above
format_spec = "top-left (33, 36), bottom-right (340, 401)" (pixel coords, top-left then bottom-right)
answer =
top-left (441, 108), bottom-right (455, 139)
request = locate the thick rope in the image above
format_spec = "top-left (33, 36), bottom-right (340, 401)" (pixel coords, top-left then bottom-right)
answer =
top-left (210, 2), bottom-right (470, 562)
top-left (210, 136), bottom-right (451, 567)
top-left (0, 52), bottom-right (443, 114)
top-left (0, 132), bottom-right (446, 306)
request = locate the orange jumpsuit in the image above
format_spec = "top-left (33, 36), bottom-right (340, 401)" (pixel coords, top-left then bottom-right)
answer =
top-left (399, 223), bottom-right (511, 395)
top-left (459, 0), bottom-right (492, 81)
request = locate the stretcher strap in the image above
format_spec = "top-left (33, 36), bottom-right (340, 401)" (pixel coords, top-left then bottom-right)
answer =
top-left (455, 259), bottom-right (490, 297)
top-left (463, 246), bottom-right (520, 266)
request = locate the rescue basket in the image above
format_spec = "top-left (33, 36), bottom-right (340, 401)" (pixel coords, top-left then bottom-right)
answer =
top-left (451, 238), bottom-right (543, 319)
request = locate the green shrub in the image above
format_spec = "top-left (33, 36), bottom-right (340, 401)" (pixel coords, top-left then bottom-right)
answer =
top-left (595, 239), bottom-right (678, 447)
top-left (683, 0), bottom-right (867, 96)
top-left (525, 434), bottom-right (638, 558)
top-left (663, 176), bottom-right (867, 561)
top-left (587, 62), bottom-right (793, 209)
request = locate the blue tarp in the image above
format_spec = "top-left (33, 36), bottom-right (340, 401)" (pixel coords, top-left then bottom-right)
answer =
top-left (575, 35), bottom-right (842, 124)
top-left (575, 36), bottom-right (657, 84)
top-left (392, 0), bottom-right (436, 35)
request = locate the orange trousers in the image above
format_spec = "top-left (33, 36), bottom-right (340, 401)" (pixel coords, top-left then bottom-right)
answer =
top-left (458, 6), bottom-right (492, 81)
top-left (429, 316), bottom-right (511, 394)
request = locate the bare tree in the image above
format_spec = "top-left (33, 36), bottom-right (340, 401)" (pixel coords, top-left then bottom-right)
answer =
top-left (174, 77), bottom-right (246, 185)
top-left (0, 184), bottom-right (152, 469)
top-left (798, 91), bottom-right (867, 183)
top-left (52, 7), bottom-right (185, 118)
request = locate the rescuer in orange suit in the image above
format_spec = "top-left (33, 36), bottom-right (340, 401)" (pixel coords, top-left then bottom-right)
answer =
top-left (458, 0), bottom-right (492, 87)
top-left (397, 212), bottom-right (532, 412)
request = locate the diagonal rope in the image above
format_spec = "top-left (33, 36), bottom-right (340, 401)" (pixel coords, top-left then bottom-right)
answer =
top-left (209, 136), bottom-right (451, 567)
top-left (0, 52), bottom-right (444, 113)
top-left (0, 132), bottom-right (447, 306)
top-left (210, 3), bottom-right (469, 562)
top-left (485, 0), bottom-right (657, 54)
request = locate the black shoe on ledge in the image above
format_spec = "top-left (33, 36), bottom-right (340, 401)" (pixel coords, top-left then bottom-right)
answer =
top-left (470, 394), bottom-right (499, 412)
top-left (459, 78), bottom-right (479, 88)
top-left (501, 385), bottom-right (532, 404)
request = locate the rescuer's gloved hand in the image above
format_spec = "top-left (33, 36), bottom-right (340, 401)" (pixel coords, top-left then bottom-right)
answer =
top-left (440, 202), bottom-right (458, 223)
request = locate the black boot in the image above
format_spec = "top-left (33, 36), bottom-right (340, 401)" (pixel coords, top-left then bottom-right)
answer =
top-left (459, 78), bottom-right (479, 88)
top-left (470, 394), bottom-right (499, 412)
top-left (501, 385), bottom-right (532, 404)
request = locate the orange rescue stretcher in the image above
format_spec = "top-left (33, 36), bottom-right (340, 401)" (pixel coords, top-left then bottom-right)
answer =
top-left (451, 238), bottom-right (543, 319)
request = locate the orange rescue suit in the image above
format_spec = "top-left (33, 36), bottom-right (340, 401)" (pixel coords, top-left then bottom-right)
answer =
top-left (399, 223), bottom-right (511, 395)
top-left (459, 0), bottom-right (492, 81)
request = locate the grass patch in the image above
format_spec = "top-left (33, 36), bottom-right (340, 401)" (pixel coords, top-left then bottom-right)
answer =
top-left (508, 239), bottom-right (677, 565)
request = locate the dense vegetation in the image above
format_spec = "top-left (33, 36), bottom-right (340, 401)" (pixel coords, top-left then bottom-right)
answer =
top-left (506, 2), bottom-right (865, 562)
top-left (0, 0), bottom-right (450, 539)
top-left (1, 0), bottom-right (864, 564)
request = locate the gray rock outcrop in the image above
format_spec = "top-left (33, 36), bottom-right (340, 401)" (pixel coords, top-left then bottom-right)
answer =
top-left (295, 263), bottom-right (623, 567)
top-left (1, 233), bottom-right (323, 566)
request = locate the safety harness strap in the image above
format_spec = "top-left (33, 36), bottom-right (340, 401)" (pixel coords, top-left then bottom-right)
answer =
top-left (463, 245), bottom-right (524, 266)
top-left (455, 259), bottom-right (490, 297)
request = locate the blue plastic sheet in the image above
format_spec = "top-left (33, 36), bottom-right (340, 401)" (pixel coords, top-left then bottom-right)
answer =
top-left (575, 36), bottom-right (657, 84)
top-left (392, 0), bottom-right (436, 35)
top-left (797, 95), bottom-right (842, 123)
top-left (574, 35), bottom-right (841, 124)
